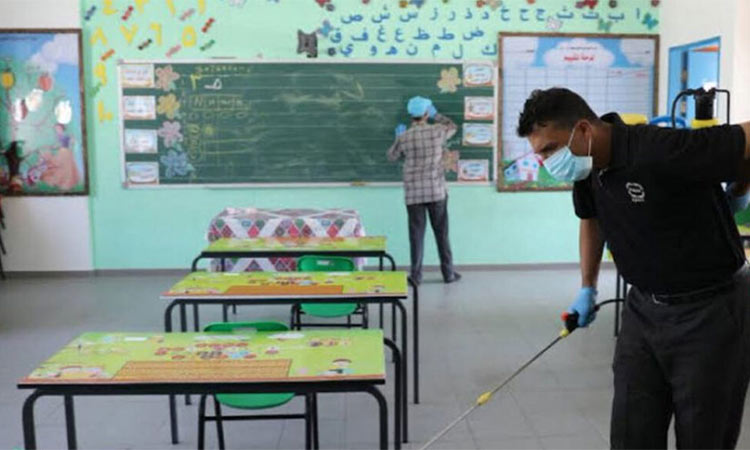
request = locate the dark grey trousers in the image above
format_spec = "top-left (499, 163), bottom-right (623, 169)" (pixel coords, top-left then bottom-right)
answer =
top-left (611, 265), bottom-right (750, 449)
top-left (406, 197), bottom-right (455, 282)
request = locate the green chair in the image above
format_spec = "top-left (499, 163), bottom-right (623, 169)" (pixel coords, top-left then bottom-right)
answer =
top-left (197, 321), bottom-right (318, 450)
top-left (290, 255), bottom-right (368, 329)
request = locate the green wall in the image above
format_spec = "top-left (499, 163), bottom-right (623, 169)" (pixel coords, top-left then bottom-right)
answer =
top-left (81, 0), bottom-right (659, 269)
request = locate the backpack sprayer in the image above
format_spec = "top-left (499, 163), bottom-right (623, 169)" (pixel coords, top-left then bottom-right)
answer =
top-left (671, 86), bottom-right (730, 129)
top-left (420, 299), bottom-right (622, 450)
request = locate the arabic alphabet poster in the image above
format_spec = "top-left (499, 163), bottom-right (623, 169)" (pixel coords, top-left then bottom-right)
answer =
top-left (498, 33), bottom-right (658, 191)
top-left (0, 29), bottom-right (88, 195)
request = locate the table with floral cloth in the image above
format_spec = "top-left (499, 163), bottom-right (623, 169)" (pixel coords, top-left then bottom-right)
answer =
top-left (206, 208), bottom-right (366, 271)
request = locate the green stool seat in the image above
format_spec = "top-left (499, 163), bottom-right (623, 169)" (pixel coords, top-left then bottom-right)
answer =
top-left (300, 303), bottom-right (358, 317)
top-left (215, 392), bottom-right (295, 410)
top-left (296, 255), bottom-right (360, 322)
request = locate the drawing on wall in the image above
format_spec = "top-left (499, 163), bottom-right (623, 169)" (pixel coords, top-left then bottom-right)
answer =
top-left (0, 29), bottom-right (89, 195)
top-left (498, 32), bottom-right (658, 191)
top-left (464, 96), bottom-right (494, 120)
top-left (126, 162), bottom-right (159, 185)
top-left (120, 64), bottom-right (155, 88)
top-left (463, 62), bottom-right (494, 87)
top-left (462, 123), bottom-right (493, 147)
top-left (122, 95), bottom-right (157, 120)
top-left (123, 129), bottom-right (158, 153)
top-left (458, 159), bottom-right (489, 182)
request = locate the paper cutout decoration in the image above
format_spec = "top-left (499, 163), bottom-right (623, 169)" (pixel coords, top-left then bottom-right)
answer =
top-left (504, 154), bottom-right (541, 182)
top-left (463, 62), bottom-right (494, 87)
top-left (462, 123), bottom-right (493, 147)
top-left (124, 129), bottom-right (158, 153)
top-left (297, 30), bottom-right (318, 58)
top-left (458, 160), bottom-right (489, 182)
top-left (464, 97), bottom-right (494, 120)
top-left (437, 67), bottom-right (461, 93)
top-left (126, 162), bottom-right (159, 185)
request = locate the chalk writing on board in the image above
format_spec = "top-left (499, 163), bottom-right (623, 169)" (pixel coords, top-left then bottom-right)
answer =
top-left (122, 95), bottom-right (156, 120)
top-left (458, 160), bottom-right (489, 182)
top-left (464, 96), bottom-right (494, 121)
top-left (462, 123), bottom-right (493, 147)
top-left (123, 129), bottom-right (158, 153)
top-left (121, 64), bottom-right (155, 88)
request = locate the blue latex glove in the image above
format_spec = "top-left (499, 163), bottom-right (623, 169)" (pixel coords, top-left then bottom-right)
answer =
top-left (427, 104), bottom-right (437, 119)
top-left (395, 123), bottom-right (407, 137)
top-left (568, 287), bottom-right (597, 328)
top-left (725, 183), bottom-right (750, 214)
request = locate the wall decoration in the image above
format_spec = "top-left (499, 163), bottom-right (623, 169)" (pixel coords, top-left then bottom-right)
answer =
top-left (464, 96), bottom-right (494, 120)
top-left (498, 32), bottom-right (658, 191)
top-left (297, 30), bottom-right (319, 58)
top-left (458, 159), bottom-right (489, 182)
top-left (0, 29), bottom-right (89, 195)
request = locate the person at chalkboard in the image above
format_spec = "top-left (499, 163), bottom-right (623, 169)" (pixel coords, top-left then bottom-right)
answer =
top-left (517, 87), bottom-right (750, 449)
top-left (387, 96), bottom-right (461, 285)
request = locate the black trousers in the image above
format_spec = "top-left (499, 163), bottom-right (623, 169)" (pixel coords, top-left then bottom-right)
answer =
top-left (406, 197), bottom-right (455, 282)
top-left (612, 265), bottom-right (750, 449)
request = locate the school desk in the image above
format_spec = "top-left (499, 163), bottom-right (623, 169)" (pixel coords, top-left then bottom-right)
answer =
top-left (206, 207), bottom-right (367, 272)
top-left (19, 330), bottom-right (402, 450)
top-left (161, 271), bottom-right (417, 437)
top-left (191, 236), bottom-right (396, 272)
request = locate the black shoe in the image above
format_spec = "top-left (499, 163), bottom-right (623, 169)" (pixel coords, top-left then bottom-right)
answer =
top-left (444, 273), bottom-right (462, 283)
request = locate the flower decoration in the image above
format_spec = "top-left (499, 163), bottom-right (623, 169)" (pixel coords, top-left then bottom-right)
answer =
top-left (157, 93), bottom-right (180, 119)
top-left (160, 149), bottom-right (195, 178)
top-left (155, 65), bottom-right (180, 91)
top-left (157, 121), bottom-right (184, 148)
top-left (437, 67), bottom-right (461, 93)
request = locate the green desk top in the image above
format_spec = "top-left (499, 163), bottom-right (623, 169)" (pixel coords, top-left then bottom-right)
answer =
top-left (204, 236), bottom-right (387, 253)
top-left (161, 271), bottom-right (408, 299)
top-left (19, 330), bottom-right (385, 386)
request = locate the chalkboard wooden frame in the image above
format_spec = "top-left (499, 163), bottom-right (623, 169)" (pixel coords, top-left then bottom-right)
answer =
top-left (496, 32), bottom-right (660, 192)
top-left (0, 28), bottom-right (89, 196)
top-left (117, 58), bottom-right (497, 189)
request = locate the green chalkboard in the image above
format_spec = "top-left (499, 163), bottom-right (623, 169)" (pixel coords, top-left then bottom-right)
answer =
top-left (118, 61), bottom-right (495, 186)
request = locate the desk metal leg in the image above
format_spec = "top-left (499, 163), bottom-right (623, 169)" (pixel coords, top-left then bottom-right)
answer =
top-left (179, 304), bottom-right (192, 405)
top-left (394, 301), bottom-right (408, 416)
top-left (169, 393), bottom-right (179, 444)
top-left (64, 395), bottom-right (78, 450)
top-left (193, 304), bottom-right (200, 332)
top-left (363, 385), bottom-right (390, 450)
top-left (408, 279), bottom-right (420, 404)
top-left (384, 338), bottom-right (406, 444)
top-left (163, 301), bottom-right (180, 444)
top-left (22, 390), bottom-right (43, 450)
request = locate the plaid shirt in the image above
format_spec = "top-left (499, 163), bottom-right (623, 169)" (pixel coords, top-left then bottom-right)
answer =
top-left (387, 114), bottom-right (457, 205)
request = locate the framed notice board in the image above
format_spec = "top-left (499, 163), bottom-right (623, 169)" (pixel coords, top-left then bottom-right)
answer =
top-left (118, 60), bottom-right (496, 187)
top-left (497, 32), bottom-right (659, 192)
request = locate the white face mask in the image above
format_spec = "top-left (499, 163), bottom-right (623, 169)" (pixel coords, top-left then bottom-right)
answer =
top-left (543, 127), bottom-right (593, 182)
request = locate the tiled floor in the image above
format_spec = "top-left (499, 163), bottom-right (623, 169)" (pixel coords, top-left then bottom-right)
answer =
top-left (2, 268), bottom-right (750, 449)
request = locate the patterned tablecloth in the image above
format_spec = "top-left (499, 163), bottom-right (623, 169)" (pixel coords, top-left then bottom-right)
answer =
top-left (206, 208), bottom-right (366, 271)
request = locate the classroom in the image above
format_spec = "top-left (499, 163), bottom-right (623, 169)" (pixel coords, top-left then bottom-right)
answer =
top-left (1, 0), bottom-right (750, 449)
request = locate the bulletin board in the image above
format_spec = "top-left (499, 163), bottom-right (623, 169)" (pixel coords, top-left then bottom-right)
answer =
top-left (0, 29), bottom-right (89, 195)
top-left (497, 32), bottom-right (659, 191)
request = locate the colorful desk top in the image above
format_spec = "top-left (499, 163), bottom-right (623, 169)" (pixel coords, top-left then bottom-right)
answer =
top-left (162, 271), bottom-right (408, 299)
top-left (204, 236), bottom-right (387, 253)
top-left (19, 330), bottom-right (385, 386)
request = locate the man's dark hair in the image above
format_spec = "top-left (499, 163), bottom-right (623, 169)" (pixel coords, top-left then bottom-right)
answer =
top-left (516, 88), bottom-right (598, 137)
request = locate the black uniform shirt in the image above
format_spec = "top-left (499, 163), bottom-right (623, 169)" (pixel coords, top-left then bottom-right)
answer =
top-left (574, 113), bottom-right (747, 294)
